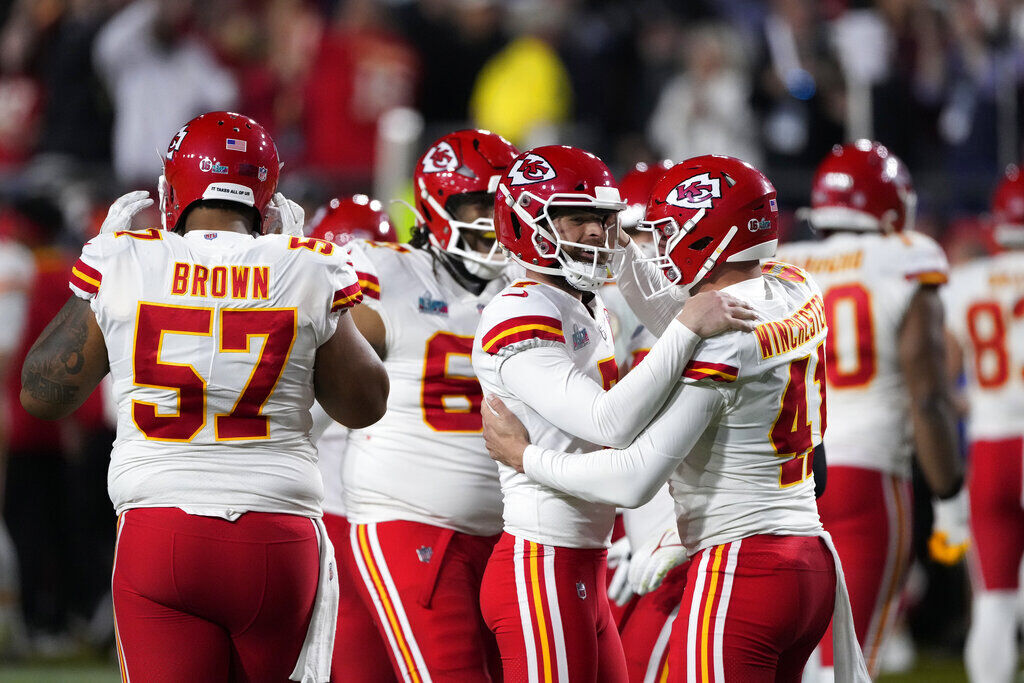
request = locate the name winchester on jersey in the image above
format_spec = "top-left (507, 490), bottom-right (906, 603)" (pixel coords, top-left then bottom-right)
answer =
top-left (754, 294), bottom-right (826, 359)
top-left (170, 262), bottom-right (270, 299)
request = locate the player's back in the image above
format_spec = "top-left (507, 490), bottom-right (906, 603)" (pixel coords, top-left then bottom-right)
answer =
top-left (341, 240), bottom-right (507, 536)
top-left (775, 231), bottom-right (948, 476)
top-left (70, 228), bottom-right (360, 517)
top-left (670, 265), bottom-right (827, 554)
top-left (474, 279), bottom-right (619, 549)
top-left (945, 250), bottom-right (1024, 440)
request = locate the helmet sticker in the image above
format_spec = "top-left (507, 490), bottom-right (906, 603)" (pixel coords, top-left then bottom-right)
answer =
top-left (666, 173), bottom-right (721, 210)
top-left (508, 153), bottom-right (557, 186)
top-left (166, 125), bottom-right (189, 160)
top-left (422, 141), bottom-right (460, 173)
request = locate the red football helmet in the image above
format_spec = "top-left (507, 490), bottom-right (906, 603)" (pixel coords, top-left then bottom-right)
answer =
top-left (308, 195), bottom-right (396, 247)
top-left (494, 145), bottom-right (626, 291)
top-left (992, 164), bottom-right (1024, 247)
top-left (808, 139), bottom-right (915, 233)
top-left (637, 155), bottom-right (778, 297)
top-left (619, 160), bottom-right (674, 230)
top-left (159, 111), bottom-right (280, 233)
top-left (413, 129), bottom-right (519, 278)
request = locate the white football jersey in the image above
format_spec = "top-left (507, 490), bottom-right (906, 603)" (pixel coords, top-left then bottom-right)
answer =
top-left (69, 228), bottom-right (362, 518)
top-left (945, 251), bottom-right (1024, 440)
top-left (474, 280), bottom-right (620, 549)
top-left (601, 283), bottom-right (658, 373)
top-left (522, 269), bottom-right (828, 555)
top-left (340, 241), bottom-right (507, 536)
top-left (775, 232), bottom-right (949, 476)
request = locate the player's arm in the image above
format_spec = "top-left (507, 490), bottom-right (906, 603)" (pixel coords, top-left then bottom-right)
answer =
top-left (314, 310), bottom-right (389, 428)
top-left (497, 292), bottom-right (751, 449)
top-left (349, 304), bottom-right (387, 359)
top-left (483, 383), bottom-right (725, 507)
top-left (898, 285), bottom-right (963, 498)
top-left (615, 239), bottom-right (685, 335)
top-left (20, 296), bottom-right (109, 420)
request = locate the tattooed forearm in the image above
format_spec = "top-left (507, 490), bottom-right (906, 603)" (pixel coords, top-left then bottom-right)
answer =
top-left (20, 296), bottom-right (108, 418)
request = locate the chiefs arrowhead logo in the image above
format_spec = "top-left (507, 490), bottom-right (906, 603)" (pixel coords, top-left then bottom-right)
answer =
top-left (508, 154), bottom-right (557, 186)
top-left (422, 141), bottom-right (460, 173)
top-left (666, 173), bottom-right (721, 210)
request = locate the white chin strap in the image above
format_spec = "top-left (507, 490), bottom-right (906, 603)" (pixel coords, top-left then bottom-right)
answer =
top-left (463, 257), bottom-right (507, 280)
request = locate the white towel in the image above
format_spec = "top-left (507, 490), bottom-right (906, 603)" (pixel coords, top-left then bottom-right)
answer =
top-left (819, 531), bottom-right (871, 683)
top-left (290, 517), bottom-right (340, 683)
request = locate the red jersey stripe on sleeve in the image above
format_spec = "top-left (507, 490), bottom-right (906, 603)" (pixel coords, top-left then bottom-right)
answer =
top-left (70, 259), bottom-right (101, 294)
top-left (356, 271), bottom-right (380, 300)
top-left (331, 283), bottom-right (363, 312)
top-left (683, 360), bottom-right (739, 383)
top-left (481, 315), bottom-right (564, 354)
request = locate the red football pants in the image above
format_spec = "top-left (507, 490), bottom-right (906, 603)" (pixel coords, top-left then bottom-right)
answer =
top-left (815, 466), bottom-right (912, 675)
top-left (618, 563), bottom-right (687, 682)
top-left (342, 520), bottom-right (500, 681)
top-left (112, 507), bottom-right (319, 683)
top-left (323, 513), bottom-right (396, 682)
top-left (480, 533), bottom-right (628, 682)
top-left (968, 437), bottom-right (1024, 590)
top-left (667, 535), bottom-right (836, 683)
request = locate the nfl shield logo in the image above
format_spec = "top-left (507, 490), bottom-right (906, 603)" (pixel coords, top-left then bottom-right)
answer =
top-left (416, 546), bottom-right (433, 563)
top-left (258, 166), bottom-right (268, 182)
top-left (576, 581), bottom-right (587, 599)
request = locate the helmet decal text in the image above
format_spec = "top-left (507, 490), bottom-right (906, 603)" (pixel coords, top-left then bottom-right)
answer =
top-left (666, 173), bottom-right (721, 210)
top-left (508, 154), bottom-right (557, 186)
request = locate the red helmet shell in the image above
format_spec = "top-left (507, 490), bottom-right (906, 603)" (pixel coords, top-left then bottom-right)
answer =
top-left (992, 164), bottom-right (1024, 247)
top-left (413, 129), bottom-right (519, 248)
top-left (809, 140), bottom-right (915, 233)
top-left (619, 160), bottom-right (674, 230)
top-left (161, 111), bottom-right (280, 232)
top-left (641, 155), bottom-right (778, 294)
top-left (308, 195), bottom-right (396, 247)
top-left (495, 145), bottom-right (624, 273)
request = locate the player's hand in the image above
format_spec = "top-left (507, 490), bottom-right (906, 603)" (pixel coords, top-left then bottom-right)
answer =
top-left (628, 526), bottom-right (687, 595)
top-left (929, 490), bottom-right (970, 565)
top-left (264, 192), bottom-right (305, 236)
top-left (676, 290), bottom-right (757, 336)
top-left (100, 190), bottom-right (154, 234)
top-left (482, 395), bottom-right (530, 472)
top-left (606, 536), bottom-right (635, 606)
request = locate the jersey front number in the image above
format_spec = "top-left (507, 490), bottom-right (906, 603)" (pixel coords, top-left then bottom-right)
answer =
top-left (770, 343), bottom-right (827, 487)
top-left (132, 303), bottom-right (296, 441)
top-left (822, 283), bottom-right (875, 388)
top-left (421, 332), bottom-right (483, 432)
top-left (965, 298), bottom-right (1024, 389)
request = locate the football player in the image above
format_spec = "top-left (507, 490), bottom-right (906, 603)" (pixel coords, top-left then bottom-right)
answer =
top-left (775, 141), bottom-right (962, 679)
top-left (473, 146), bottom-right (755, 679)
top-left (334, 129), bottom-right (518, 681)
top-left (18, 111), bottom-right (389, 682)
top-left (944, 165), bottom-right (1024, 683)
top-left (304, 195), bottom-right (400, 682)
top-left (482, 155), bottom-right (872, 682)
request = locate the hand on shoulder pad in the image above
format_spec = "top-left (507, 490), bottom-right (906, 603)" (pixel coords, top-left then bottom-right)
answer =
top-left (676, 290), bottom-right (757, 337)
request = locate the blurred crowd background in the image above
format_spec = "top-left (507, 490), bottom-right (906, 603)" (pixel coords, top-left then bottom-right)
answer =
top-left (0, 0), bottom-right (1022, 671)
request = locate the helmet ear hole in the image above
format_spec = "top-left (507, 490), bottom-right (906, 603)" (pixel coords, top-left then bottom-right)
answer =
top-left (689, 236), bottom-right (713, 251)
top-left (510, 213), bottom-right (522, 239)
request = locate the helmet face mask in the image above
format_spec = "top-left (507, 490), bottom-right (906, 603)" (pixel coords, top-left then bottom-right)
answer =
top-left (634, 155), bottom-right (778, 299)
top-left (160, 111), bottom-right (280, 234)
top-left (414, 130), bottom-right (519, 279)
top-left (495, 146), bottom-right (626, 291)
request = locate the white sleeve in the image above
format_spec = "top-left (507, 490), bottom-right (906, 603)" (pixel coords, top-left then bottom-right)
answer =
top-left (615, 241), bottom-right (685, 336)
top-left (622, 486), bottom-right (678, 550)
top-left (499, 320), bottom-right (701, 448)
top-left (309, 400), bottom-right (336, 443)
top-left (522, 382), bottom-right (725, 508)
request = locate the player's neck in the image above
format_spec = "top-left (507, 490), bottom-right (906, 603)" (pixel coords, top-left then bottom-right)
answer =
top-left (690, 261), bottom-right (761, 294)
top-left (183, 207), bottom-right (253, 235)
top-left (528, 271), bottom-right (582, 300)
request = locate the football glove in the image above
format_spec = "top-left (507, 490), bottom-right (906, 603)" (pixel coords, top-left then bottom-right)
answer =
top-left (100, 190), bottom-right (154, 234)
top-left (264, 192), bottom-right (305, 237)
top-left (606, 536), bottom-right (634, 607)
top-left (628, 526), bottom-right (687, 596)
top-left (929, 489), bottom-right (970, 565)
